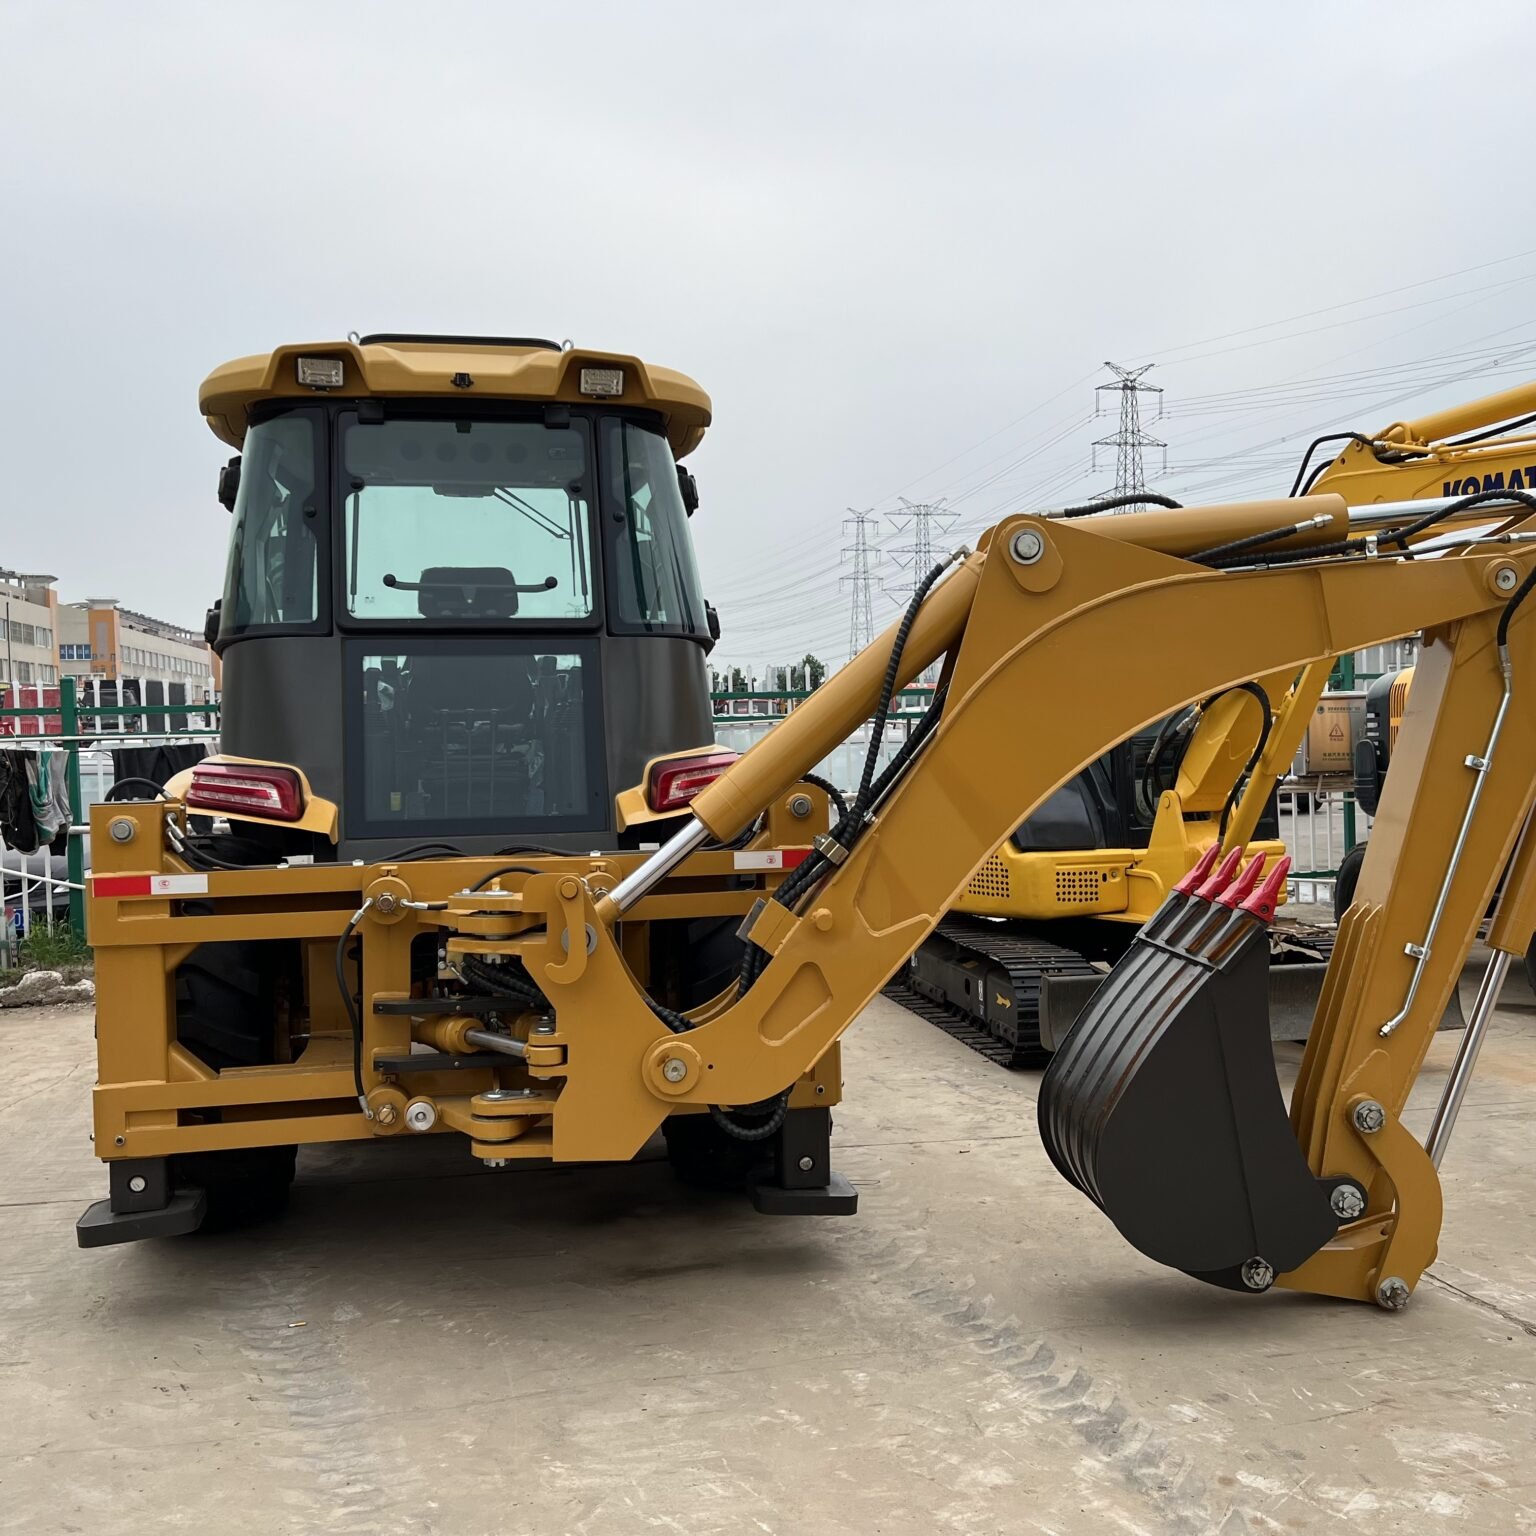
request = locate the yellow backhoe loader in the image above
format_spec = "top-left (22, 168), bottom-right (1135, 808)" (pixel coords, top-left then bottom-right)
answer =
top-left (901, 378), bottom-right (1536, 1064)
top-left (80, 338), bottom-right (1536, 1315)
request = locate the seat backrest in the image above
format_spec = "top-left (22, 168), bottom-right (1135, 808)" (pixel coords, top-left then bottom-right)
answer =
top-left (406, 652), bottom-right (535, 724)
top-left (417, 567), bottom-right (520, 619)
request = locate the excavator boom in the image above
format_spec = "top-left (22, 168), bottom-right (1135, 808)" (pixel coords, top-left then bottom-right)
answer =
top-left (589, 488), bottom-right (1536, 1307)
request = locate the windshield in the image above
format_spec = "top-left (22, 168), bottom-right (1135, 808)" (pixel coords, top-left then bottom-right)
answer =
top-left (602, 418), bottom-right (706, 636)
top-left (222, 412), bottom-right (322, 634)
top-left (342, 417), bottom-right (594, 622)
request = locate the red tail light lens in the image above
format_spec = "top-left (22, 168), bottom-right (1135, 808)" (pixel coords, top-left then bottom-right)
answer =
top-left (648, 751), bottom-right (739, 812)
top-left (186, 762), bottom-right (305, 822)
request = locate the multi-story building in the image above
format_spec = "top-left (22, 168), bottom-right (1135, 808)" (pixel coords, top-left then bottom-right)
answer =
top-left (56, 601), bottom-right (218, 699)
top-left (0, 573), bottom-right (60, 690)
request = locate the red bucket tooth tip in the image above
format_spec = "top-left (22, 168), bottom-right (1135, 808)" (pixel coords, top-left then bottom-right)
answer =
top-left (1240, 855), bottom-right (1292, 924)
top-left (1216, 852), bottom-right (1267, 909)
top-left (1174, 843), bottom-right (1222, 896)
top-left (1196, 845), bottom-right (1245, 902)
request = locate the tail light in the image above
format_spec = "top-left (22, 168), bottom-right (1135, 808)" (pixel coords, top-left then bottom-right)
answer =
top-left (186, 762), bottom-right (305, 821)
top-left (648, 751), bottom-right (739, 812)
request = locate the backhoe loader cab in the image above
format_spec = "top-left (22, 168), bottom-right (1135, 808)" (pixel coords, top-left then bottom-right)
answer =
top-left (201, 335), bottom-right (720, 860)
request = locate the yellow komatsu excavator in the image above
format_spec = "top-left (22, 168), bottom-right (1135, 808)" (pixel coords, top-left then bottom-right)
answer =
top-left (903, 379), bottom-right (1536, 1065)
top-left (79, 341), bottom-right (1536, 1315)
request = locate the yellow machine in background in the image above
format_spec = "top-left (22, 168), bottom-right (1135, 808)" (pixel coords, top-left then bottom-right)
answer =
top-left (903, 378), bottom-right (1536, 1064)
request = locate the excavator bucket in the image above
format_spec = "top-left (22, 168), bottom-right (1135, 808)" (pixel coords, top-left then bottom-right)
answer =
top-left (1038, 854), bottom-right (1350, 1291)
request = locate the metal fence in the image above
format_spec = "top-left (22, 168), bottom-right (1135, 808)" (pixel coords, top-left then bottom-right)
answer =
top-left (1, 677), bottom-right (219, 956)
top-left (1275, 783), bottom-right (1370, 908)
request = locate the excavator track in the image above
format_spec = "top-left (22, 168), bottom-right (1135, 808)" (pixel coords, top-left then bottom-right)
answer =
top-left (888, 916), bottom-right (1104, 1070)
top-left (889, 916), bottom-right (1339, 1070)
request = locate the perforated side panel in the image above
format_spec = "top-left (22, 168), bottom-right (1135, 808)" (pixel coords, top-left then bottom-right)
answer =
top-left (1054, 869), bottom-right (1104, 905)
top-left (967, 855), bottom-right (1011, 900)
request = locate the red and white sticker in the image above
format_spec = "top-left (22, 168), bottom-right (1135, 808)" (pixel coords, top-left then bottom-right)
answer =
top-left (91, 873), bottom-right (210, 899)
top-left (732, 849), bottom-right (812, 872)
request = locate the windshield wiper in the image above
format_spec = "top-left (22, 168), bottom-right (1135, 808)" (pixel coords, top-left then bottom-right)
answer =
top-left (493, 488), bottom-right (569, 540)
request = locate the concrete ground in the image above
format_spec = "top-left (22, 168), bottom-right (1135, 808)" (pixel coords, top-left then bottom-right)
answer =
top-left (2, 971), bottom-right (1534, 1536)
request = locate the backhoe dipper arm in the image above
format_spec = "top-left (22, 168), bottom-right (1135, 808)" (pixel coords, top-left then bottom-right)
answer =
top-left (544, 489), bottom-right (1536, 1307)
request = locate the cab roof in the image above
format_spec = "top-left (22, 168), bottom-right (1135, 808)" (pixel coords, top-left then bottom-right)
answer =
top-left (199, 334), bottom-right (712, 460)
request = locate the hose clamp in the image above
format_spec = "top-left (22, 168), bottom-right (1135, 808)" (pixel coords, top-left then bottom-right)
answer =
top-left (813, 834), bottom-right (851, 866)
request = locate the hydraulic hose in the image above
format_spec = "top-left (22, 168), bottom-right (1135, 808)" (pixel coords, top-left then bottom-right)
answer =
top-left (1059, 492), bottom-right (1183, 517)
top-left (1217, 682), bottom-right (1274, 846)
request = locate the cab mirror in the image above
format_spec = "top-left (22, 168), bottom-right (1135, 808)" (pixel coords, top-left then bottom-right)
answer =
top-left (704, 601), bottom-right (720, 653)
top-left (203, 599), bottom-right (222, 648)
top-left (677, 466), bottom-right (699, 515)
top-left (217, 455), bottom-right (241, 513)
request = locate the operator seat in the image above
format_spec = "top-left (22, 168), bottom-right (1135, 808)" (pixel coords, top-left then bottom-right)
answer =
top-left (406, 567), bottom-right (535, 725)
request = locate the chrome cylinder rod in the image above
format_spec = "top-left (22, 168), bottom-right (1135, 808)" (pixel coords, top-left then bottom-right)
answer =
top-left (1425, 948), bottom-right (1512, 1168)
top-left (463, 1028), bottom-right (528, 1059)
top-left (607, 816), bottom-right (710, 915)
top-left (1347, 494), bottom-right (1533, 527)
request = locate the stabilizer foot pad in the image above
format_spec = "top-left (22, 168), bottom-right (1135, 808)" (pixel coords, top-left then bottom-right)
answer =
top-left (749, 1172), bottom-right (858, 1215)
top-left (76, 1189), bottom-right (207, 1248)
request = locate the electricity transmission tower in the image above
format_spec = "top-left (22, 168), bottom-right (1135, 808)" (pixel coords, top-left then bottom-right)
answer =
top-left (840, 508), bottom-right (881, 659)
top-left (1092, 362), bottom-right (1166, 503)
top-left (884, 498), bottom-right (959, 597)
top-left (884, 498), bottom-right (958, 682)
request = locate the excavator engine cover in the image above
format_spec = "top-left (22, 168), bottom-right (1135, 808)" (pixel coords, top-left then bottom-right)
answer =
top-left (1038, 896), bottom-right (1341, 1292)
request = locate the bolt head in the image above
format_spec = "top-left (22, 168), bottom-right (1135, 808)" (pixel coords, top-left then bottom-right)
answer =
top-left (108, 817), bottom-right (136, 843)
top-left (374, 892), bottom-right (398, 915)
top-left (375, 1102), bottom-right (398, 1126)
top-left (1009, 528), bottom-right (1045, 565)
top-left (1352, 1099), bottom-right (1386, 1134)
top-left (661, 1057), bottom-right (689, 1083)
top-left (404, 1099), bottom-right (437, 1132)
top-left (1377, 1276), bottom-right (1411, 1311)
top-left (1496, 565), bottom-right (1520, 592)
top-left (1331, 1183), bottom-right (1366, 1221)
top-left (787, 793), bottom-right (813, 819)
top-left (127, 1174), bottom-right (147, 1194)
top-left (482, 1158), bottom-right (508, 1170)
top-left (797, 1155), bottom-right (815, 1172)
top-left (1240, 1257), bottom-right (1274, 1292)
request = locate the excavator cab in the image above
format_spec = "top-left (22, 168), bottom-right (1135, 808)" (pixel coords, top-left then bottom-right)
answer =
top-left (200, 335), bottom-right (720, 863)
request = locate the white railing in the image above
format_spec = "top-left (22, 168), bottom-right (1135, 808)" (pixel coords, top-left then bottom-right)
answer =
top-left (1, 675), bottom-right (219, 965)
top-left (713, 713), bottom-right (925, 801)
top-left (0, 745), bottom-right (110, 960)
top-left (1275, 782), bottom-right (1370, 908)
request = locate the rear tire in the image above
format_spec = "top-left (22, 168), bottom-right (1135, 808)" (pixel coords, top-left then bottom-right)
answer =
top-left (1333, 843), bottom-right (1367, 922)
top-left (662, 1112), bottom-right (775, 1192)
top-left (170, 1145), bottom-right (297, 1233)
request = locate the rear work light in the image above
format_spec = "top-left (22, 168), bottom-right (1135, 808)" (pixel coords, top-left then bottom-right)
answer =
top-left (296, 356), bottom-right (344, 389)
top-left (186, 762), bottom-right (306, 822)
top-left (579, 366), bottom-right (624, 397)
top-left (648, 751), bottom-right (739, 812)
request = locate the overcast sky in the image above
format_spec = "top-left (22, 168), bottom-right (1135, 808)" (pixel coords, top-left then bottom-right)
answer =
top-left (4, 2), bottom-right (1535, 672)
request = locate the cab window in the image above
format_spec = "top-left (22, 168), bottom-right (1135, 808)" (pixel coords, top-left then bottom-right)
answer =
top-left (602, 419), bottom-right (707, 637)
top-left (221, 412), bottom-right (323, 635)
